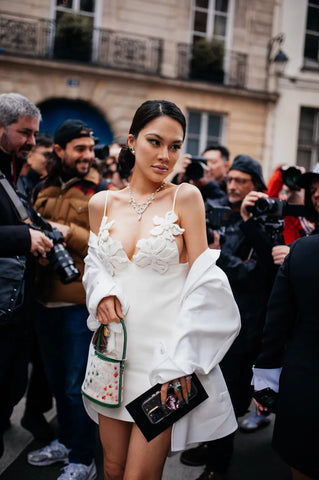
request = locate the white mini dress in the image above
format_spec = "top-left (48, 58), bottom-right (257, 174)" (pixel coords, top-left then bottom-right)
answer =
top-left (84, 185), bottom-right (189, 422)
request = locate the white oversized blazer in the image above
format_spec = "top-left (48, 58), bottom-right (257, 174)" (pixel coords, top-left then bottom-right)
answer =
top-left (83, 235), bottom-right (241, 451)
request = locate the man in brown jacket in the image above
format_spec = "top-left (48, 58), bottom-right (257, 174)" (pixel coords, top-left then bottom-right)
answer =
top-left (28, 119), bottom-right (111, 480)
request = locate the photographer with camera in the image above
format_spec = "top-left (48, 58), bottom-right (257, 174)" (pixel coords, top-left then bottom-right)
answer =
top-left (174, 143), bottom-right (230, 201)
top-left (26, 119), bottom-right (112, 480)
top-left (265, 164), bottom-right (314, 266)
top-left (0, 93), bottom-right (54, 458)
top-left (181, 154), bottom-right (279, 480)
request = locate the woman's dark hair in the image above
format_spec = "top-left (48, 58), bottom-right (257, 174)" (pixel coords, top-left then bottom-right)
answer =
top-left (118, 100), bottom-right (186, 174)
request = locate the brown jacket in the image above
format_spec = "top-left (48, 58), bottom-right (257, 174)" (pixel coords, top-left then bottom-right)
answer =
top-left (33, 168), bottom-right (106, 304)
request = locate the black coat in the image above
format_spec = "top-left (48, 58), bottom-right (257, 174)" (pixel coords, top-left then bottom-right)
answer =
top-left (255, 234), bottom-right (319, 477)
top-left (0, 150), bottom-right (31, 256)
top-left (214, 200), bottom-right (277, 353)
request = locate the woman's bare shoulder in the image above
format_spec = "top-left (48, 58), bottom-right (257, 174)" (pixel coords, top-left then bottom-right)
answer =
top-left (174, 182), bottom-right (204, 205)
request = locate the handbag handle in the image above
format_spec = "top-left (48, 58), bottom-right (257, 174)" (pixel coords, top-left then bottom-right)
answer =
top-left (95, 317), bottom-right (127, 361)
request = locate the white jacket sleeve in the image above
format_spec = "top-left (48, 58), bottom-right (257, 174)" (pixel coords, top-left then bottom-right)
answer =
top-left (149, 249), bottom-right (241, 385)
top-left (82, 232), bottom-right (129, 331)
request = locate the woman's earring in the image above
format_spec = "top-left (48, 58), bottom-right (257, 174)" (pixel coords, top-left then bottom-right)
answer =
top-left (129, 147), bottom-right (135, 154)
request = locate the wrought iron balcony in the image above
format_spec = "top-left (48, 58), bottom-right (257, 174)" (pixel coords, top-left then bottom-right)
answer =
top-left (177, 43), bottom-right (247, 88)
top-left (0, 11), bottom-right (246, 88)
top-left (0, 11), bottom-right (163, 75)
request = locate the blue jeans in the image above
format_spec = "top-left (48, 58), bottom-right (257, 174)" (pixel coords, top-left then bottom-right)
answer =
top-left (35, 303), bottom-right (96, 465)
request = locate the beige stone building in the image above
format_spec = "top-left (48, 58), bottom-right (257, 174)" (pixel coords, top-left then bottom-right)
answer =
top-left (264, 0), bottom-right (319, 179)
top-left (1, 0), bottom-right (282, 176)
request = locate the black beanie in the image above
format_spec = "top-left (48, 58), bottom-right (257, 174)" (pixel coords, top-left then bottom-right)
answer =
top-left (229, 154), bottom-right (267, 191)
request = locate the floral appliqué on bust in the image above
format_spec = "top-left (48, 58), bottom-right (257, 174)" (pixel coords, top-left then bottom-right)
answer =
top-left (97, 216), bottom-right (129, 276)
top-left (133, 211), bottom-right (184, 274)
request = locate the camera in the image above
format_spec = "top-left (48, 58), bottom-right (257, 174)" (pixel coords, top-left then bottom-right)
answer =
top-left (247, 197), bottom-right (306, 219)
top-left (205, 199), bottom-right (231, 244)
top-left (43, 227), bottom-right (81, 284)
top-left (281, 166), bottom-right (302, 191)
top-left (94, 144), bottom-right (109, 160)
top-left (185, 156), bottom-right (207, 181)
top-left (247, 197), bottom-right (308, 245)
top-left (32, 214), bottom-right (81, 285)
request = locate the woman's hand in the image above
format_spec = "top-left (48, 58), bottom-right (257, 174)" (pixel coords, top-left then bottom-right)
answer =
top-left (96, 295), bottom-right (123, 324)
top-left (160, 375), bottom-right (192, 406)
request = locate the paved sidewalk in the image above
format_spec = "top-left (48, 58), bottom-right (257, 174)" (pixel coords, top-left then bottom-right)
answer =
top-left (0, 399), bottom-right (291, 480)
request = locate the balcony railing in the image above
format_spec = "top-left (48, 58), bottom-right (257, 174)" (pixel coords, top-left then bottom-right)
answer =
top-left (0, 11), bottom-right (246, 88)
top-left (0, 11), bottom-right (163, 75)
top-left (177, 43), bottom-right (247, 88)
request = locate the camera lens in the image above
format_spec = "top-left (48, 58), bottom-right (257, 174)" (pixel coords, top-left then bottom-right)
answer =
top-left (47, 244), bottom-right (80, 284)
top-left (254, 198), bottom-right (278, 215)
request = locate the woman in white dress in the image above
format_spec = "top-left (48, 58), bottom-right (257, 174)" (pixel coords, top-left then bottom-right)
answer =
top-left (83, 100), bottom-right (240, 480)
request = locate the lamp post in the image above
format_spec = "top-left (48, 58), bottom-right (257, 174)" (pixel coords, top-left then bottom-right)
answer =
top-left (266, 33), bottom-right (289, 91)
top-left (267, 33), bottom-right (289, 75)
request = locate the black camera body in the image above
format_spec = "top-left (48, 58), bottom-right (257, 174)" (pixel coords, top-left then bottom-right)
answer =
top-left (185, 156), bottom-right (207, 181)
top-left (94, 144), bottom-right (109, 160)
top-left (205, 199), bottom-right (231, 244)
top-left (247, 197), bottom-right (308, 246)
top-left (247, 197), bottom-right (306, 219)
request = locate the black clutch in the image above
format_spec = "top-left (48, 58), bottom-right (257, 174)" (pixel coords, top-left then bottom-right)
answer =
top-left (125, 373), bottom-right (208, 442)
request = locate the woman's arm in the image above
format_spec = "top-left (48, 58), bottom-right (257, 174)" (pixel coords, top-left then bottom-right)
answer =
top-left (83, 191), bottom-right (127, 328)
top-left (88, 190), bottom-right (108, 234)
top-left (177, 183), bottom-right (208, 267)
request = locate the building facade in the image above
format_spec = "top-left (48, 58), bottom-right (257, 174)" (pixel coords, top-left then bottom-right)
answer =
top-left (264, 0), bottom-right (319, 179)
top-left (0, 0), bottom-right (300, 179)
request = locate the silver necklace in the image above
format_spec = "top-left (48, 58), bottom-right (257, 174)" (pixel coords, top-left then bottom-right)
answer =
top-left (128, 182), bottom-right (166, 221)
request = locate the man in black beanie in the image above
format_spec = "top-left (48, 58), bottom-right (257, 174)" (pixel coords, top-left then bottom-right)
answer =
top-left (181, 154), bottom-right (278, 480)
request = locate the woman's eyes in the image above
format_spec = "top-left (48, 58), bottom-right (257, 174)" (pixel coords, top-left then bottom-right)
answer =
top-left (170, 144), bottom-right (181, 151)
top-left (147, 139), bottom-right (181, 151)
top-left (148, 139), bottom-right (161, 146)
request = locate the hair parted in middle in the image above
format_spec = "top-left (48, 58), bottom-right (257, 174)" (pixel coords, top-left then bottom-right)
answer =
top-left (118, 100), bottom-right (186, 176)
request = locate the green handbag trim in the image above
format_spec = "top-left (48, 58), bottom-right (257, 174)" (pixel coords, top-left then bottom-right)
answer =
top-left (82, 317), bottom-right (127, 407)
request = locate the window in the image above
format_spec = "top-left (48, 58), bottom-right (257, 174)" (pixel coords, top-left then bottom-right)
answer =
top-left (297, 107), bottom-right (319, 170)
top-left (185, 111), bottom-right (226, 155)
top-left (304, 0), bottom-right (319, 66)
top-left (53, 0), bottom-right (99, 61)
top-left (191, 0), bottom-right (232, 45)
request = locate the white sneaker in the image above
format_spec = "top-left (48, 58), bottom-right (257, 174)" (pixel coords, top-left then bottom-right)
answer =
top-left (239, 409), bottom-right (271, 432)
top-left (58, 460), bottom-right (97, 480)
top-left (27, 439), bottom-right (70, 466)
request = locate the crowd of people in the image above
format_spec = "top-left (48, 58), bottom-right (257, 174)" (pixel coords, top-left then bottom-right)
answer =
top-left (0, 92), bottom-right (318, 480)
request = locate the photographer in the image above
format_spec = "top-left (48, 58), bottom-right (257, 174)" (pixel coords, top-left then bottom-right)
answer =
top-left (27, 119), bottom-right (111, 480)
top-left (181, 155), bottom-right (278, 480)
top-left (266, 164), bottom-right (314, 265)
top-left (173, 143), bottom-right (229, 201)
top-left (0, 93), bottom-right (53, 458)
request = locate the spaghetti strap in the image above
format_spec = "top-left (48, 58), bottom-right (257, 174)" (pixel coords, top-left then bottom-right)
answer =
top-left (172, 183), bottom-right (184, 212)
top-left (103, 191), bottom-right (109, 217)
